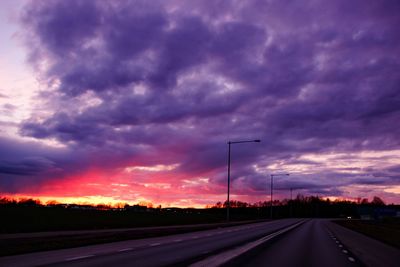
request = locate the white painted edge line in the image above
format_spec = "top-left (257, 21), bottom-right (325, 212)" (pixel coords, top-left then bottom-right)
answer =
top-left (189, 220), bottom-right (305, 267)
top-left (173, 239), bottom-right (183, 242)
top-left (65, 255), bottom-right (95, 261)
top-left (150, 243), bottom-right (161, 246)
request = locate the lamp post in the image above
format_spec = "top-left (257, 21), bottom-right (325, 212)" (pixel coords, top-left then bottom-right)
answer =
top-left (227, 139), bottom-right (260, 221)
top-left (290, 187), bottom-right (293, 218)
top-left (270, 173), bottom-right (289, 219)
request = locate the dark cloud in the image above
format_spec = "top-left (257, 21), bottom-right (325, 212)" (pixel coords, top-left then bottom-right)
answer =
top-left (4, 0), bottom-right (399, 201)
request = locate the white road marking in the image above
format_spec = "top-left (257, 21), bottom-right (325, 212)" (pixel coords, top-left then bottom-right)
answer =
top-left (118, 248), bottom-right (133, 252)
top-left (173, 239), bottom-right (182, 242)
top-left (66, 255), bottom-right (95, 261)
top-left (192, 236), bottom-right (199, 239)
top-left (206, 234), bottom-right (212, 236)
top-left (338, 244), bottom-right (343, 248)
top-left (190, 220), bottom-right (305, 267)
top-left (150, 243), bottom-right (161, 246)
top-left (342, 249), bottom-right (348, 254)
top-left (335, 241), bottom-right (339, 243)
top-left (348, 257), bottom-right (355, 262)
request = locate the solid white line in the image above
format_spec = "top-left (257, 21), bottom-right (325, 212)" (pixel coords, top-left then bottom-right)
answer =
top-left (118, 248), bottom-right (133, 252)
top-left (189, 220), bottom-right (305, 267)
top-left (150, 243), bottom-right (161, 246)
top-left (66, 255), bottom-right (95, 261)
top-left (348, 257), bottom-right (355, 262)
top-left (173, 239), bottom-right (182, 242)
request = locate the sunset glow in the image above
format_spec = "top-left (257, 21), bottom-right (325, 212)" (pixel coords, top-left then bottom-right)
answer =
top-left (1, 0), bottom-right (400, 207)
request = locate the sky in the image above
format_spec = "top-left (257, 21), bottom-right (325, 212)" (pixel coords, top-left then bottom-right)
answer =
top-left (0, 0), bottom-right (400, 207)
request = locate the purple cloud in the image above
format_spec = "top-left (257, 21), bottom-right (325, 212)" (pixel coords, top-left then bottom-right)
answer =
top-left (1, 0), bottom-right (399, 203)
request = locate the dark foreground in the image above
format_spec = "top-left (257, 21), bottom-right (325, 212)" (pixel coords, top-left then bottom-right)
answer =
top-left (228, 219), bottom-right (358, 267)
top-left (1, 219), bottom-right (399, 267)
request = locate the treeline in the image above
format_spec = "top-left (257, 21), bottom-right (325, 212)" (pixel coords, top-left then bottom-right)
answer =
top-left (206, 195), bottom-right (399, 219)
top-left (0, 195), bottom-right (398, 233)
top-left (0, 197), bottom-right (160, 210)
top-left (210, 195), bottom-right (387, 208)
top-left (0, 197), bottom-right (221, 233)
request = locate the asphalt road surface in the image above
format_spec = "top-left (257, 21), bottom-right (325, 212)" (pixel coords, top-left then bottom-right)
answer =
top-left (0, 219), bottom-right (368, 266)
top-left (226, 219), bottom-right (359, 267)
top-left (0, 219), bottom-right (301, 267)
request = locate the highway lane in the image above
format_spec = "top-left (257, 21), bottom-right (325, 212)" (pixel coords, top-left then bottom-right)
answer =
top-left (0, 219), bottom-right (302, 267)
top-left (226, 219), bottom-right (360, 267)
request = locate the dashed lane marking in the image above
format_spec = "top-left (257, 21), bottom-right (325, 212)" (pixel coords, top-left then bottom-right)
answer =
top-left (66, 255), bottom-right (95, 261)
top-left (118, 248), bottom-right (133, 252)
top-left (348, 257), bottom-right (355, 262)
top-left (342, 250), bottom-right (348, 254)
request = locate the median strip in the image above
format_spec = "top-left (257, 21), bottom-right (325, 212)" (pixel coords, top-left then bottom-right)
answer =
top-left (190, 220), bottom-right (305, 267)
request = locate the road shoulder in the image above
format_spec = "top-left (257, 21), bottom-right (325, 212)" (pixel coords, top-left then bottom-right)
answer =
top-left (325, 220), bottom-right (400, 267)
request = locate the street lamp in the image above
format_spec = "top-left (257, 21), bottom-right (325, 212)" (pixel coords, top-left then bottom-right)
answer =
top-left (227, 139), bottom-right (260, 221)
top-left (270, 173), bottom-right (289, 219)
top-left (290, 187), bottom-right (294, 218)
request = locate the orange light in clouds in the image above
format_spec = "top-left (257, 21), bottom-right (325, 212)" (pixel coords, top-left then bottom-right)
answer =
top-left (3, 160), bottom-right (399, 207)
top-left (384, 186), bottom-right (400, 194)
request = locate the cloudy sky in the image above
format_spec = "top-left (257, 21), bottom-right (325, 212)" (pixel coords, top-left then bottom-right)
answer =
top-left (0, 0), bottom-right (399, 207)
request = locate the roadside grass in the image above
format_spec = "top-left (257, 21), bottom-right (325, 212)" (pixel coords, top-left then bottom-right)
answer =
top-left (334, 218), bottom-right (400, 249)
top-left (0, 207), bottom-right (222, 233)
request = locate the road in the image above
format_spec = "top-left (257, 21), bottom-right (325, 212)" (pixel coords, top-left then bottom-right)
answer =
top-left (0, 219), bottom-right (300, 267)
top-left (226, 219), bottom-right (359, 267)
top-left (1, 218), bottom-right (393, 267)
